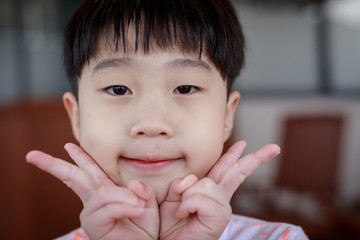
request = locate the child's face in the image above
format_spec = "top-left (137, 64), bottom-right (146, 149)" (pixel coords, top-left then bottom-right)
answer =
top-left (64, 47), bottom-right (239, 202)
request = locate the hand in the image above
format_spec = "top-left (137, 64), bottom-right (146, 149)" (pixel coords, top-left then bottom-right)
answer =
top-left (26, 143), bottom-right (159, 240)
top-left (159, 141), bottom-right (280, 240)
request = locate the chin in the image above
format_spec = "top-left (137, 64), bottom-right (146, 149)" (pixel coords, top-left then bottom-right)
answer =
top-left (151, 180), bottom-right (173, 204)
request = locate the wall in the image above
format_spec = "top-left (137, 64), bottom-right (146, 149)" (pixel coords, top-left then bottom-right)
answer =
top-left (232, 2), bottom-right (360, 94)
top-left (233, 3), bottom-right (318, 92)
top-left (231, 96), bottom-right (360, 205)
top-left (1, 1), bottom-right (359, 103)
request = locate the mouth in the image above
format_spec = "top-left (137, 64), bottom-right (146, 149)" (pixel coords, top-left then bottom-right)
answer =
top-left (121, 156), bottom-right (182, 171)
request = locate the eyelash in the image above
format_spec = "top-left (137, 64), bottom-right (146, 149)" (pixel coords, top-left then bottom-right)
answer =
top-left (104, 85), bottom-right (200, 96)
top-left (173, 85), bottom-right (200, 95)
top-left (104, 86), bottom-right (132, 96)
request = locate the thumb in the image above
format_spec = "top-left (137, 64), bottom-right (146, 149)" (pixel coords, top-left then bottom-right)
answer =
top-left (164, 175), bottom-right (198, 202)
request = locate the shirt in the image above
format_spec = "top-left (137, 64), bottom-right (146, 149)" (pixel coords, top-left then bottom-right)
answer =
top-left (55, 214), bottom-right (308, 240)
top-left (219, 214), bottom-right (308, 240)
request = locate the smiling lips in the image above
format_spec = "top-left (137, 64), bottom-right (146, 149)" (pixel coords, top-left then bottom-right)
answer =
top-left (122, 156), bottom-right (182, 171)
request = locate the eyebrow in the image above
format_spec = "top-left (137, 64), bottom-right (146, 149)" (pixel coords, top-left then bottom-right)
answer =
top-left (92, 57), bottom-right (212, 73)
top-left (93, 58), bottom-right (132, 73)
top-left (167, 58), bottom-right (212, 72)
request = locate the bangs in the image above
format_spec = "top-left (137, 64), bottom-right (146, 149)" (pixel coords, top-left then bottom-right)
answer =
top-left (111, 1), bottom-right (205, 55)
top-left (64, 0), bottom-right (245, 93)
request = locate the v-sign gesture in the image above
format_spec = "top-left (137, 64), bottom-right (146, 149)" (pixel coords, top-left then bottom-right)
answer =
top-left (159, 141), bottom-right (280, 240)
top-left (26, 143), bottom-right (159, 240)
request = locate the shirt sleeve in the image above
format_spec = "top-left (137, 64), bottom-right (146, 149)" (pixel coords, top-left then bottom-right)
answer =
top-left (54, 228), bottom-right (89, 240)
top-left (219, 214), bottom-right (309, 240)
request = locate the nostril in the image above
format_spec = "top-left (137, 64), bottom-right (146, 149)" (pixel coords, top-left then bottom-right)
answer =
top-left (131, 125), bottom-right (173, 138)
top-left (135, 131), bottom-right (168, 137)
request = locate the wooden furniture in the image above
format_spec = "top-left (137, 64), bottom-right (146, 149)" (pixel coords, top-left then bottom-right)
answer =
top-left (0, 100), bottom-right (82, 239)
top-left (275, 115), bottom-right (346, 239)
top-left (232, 114), bottom-right (360, 239)
top-left (278, 114), bottom-right (344, 194)
top-left (268, 115), bottom-right (359, 239)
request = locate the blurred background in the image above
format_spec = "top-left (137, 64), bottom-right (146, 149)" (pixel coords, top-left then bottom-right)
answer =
top-left (0, 0), bottom-right (359, 239)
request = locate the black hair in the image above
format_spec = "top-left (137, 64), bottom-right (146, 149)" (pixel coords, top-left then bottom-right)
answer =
top-left (63, 0), bottom-right (245, 95)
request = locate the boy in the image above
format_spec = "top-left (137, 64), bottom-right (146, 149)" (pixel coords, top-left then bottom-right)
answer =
top-left (26, 0), bottom-right (308, 239)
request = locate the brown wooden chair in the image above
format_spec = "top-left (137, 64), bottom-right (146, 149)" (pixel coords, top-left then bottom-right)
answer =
top-left (273, 114), bottom-right (360, 239)
top-left (231, 114), bottom-right (360, 239)
top-left (277, 114), bottom-right (343, 195)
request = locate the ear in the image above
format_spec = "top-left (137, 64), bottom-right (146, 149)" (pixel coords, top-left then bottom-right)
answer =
top-left (63, 92), bottom-right (80, 142)
top-left (224, 91), bottom-right (240, 142)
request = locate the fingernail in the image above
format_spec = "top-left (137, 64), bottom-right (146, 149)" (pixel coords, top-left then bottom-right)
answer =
top-left (254, 144), bottom-right (281, 159)
top-left (64, 143), bottom-right (71, 150)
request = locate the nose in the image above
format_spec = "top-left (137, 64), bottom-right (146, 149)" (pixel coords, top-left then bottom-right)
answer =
top-left (131, 124), bottom-right (172, 138)
top-left (130, 97), bottom-right (174, 138)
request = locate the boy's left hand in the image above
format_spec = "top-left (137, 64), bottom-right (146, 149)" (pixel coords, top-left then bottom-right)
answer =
top-left (159, 141), bottom-right (280, 240)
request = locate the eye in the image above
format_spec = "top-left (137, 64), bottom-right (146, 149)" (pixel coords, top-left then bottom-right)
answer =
top-left (105, 85), bottom-right (132, 96)
top-left (173, 85), bottom-right (200, 94)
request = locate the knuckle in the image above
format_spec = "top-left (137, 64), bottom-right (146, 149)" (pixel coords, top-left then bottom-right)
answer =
top-left (63, 165), bottom-right (80, 183)
top-left (199, 177), bottom-right (216, 188)
top-left (94, 185), bottom-right (111, 197)
top-left (183, 177), bottom-right (218, 198)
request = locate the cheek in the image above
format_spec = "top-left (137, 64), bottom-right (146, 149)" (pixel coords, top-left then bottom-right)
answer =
top-left (78, 98), bottom-right (126, 149)
top-left (185, 112), bottom-right (226, 177)
top-left (188, 137), bottom-right (224, 178)
top-left (78, 111), bottom-right (121, 168)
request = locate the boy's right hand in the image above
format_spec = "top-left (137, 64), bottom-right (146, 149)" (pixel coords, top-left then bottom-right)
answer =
top-left (26, 143), bottom-right (159, 240)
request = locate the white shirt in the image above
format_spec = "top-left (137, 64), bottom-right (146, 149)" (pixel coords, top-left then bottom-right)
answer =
top-left (56, 214), bottom-right (308, 240)
top-left (219, 214), bottom-right (308, 240)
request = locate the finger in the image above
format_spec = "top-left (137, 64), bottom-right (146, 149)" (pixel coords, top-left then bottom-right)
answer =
top-left (26, 150), bottom-right (93, 203)
top-left (128, 181), bottom-right (157, 209)
top-left (82, 185), bottom-right (144, 217)
top-left (208, 141), bottom-right (247, 183)
top-left (219, 144), bottom-right (280, 201)
top-left (174, 178), bottom-right (232, 237)
top-left (163, 175), bottom-right (198, 202)
top-left (170, 178), bottom-right (223, 219)
top-left (81, 202), bottom-right (145, 236)
top-left (84, 203), bottom-right (144, 222)
top-left (64, 143), bottom-right (112, 185)
top-left (174, 180), bottom-right (231, 221)
top-left (180, 178), bottom-right (228, 209)
top-left (175, 193), bottom-right (231, 222)
top-left (174, 191), bottom-right (231, 239)
top-left (128, 181), bottom-right (160, 234)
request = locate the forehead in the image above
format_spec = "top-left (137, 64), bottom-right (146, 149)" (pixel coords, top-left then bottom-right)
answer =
top-left (87, 33), bottom-right (217, 74)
